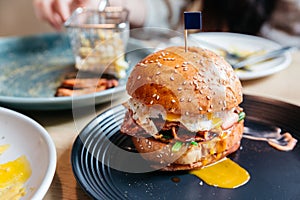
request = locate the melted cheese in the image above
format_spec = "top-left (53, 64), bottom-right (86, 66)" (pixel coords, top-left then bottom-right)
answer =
top-left (190, 157), bottom-right (250, 188)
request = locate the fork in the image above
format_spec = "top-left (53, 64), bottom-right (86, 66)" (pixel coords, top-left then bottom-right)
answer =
top-left (193, 38), bottom-right (254, 62)
top-left (231, 46), bottom-right (297, 70)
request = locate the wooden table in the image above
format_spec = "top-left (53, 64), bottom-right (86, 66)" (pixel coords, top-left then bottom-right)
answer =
top-left (21, 50), bottom-right (300, 200)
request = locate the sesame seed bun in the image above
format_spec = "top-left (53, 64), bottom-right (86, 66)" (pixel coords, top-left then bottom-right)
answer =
top-left (132, 121), bottom-right (244, 171)
top-left (126, 46), bottom-right (243, 115)
top-left (122, 46), bottom-right (244, 171)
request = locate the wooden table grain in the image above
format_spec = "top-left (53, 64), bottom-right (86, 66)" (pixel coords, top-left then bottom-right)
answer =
top-left (22, 51), bottom-right (300, 200)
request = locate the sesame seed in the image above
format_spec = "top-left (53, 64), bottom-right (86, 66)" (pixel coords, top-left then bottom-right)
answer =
top-left (183, 67), bottom-right (188, 71)
top-left (174, 69), bottom-right (178, 74)
top-left (137, 75), bottom-right (141, 80)
top-left (180, 97), bottom-right (185, 102)
top-left (157, 63), bottom-right (162, 67)
top-left (183, 61), bottom-right (188, 65)
top-left (170, 77), bottom-right (174, 81)
top-left (171, 99), bottom-right (176, 103)
top-left (175, 64), bottom-right (180, 68)
top-left (150, 100), bottom-right (154, 105)
top-left (166, 52), bottom-right (169, 55)
top-left (152, 94), bottom-right (157, 97)
top-left (156, 95), bottom-right (160, 100)
top-left (183, 81), bottom-right (187, 85)
top-left (198, 107), bottom-right (203, 111)
top-left (156, 71), bottom-right (161, 75)
top-left (207, 109), bottom-right (212, 113)
top-left (161, 52), bottom-right (165, 57)
top-left (188, 98), bottom-right (192, 102)
top-left (185, 111), bottom-right (189, 116)
top-left (150, 60), bottom-right (154, 63)
top-left (206, 95), bottom-right (211, 100)
top-left (163, 58), bottom-right (167, 61)
top-left (144, 60), bottom-right (149, 64)
top-left (210, 104), bottom-right (213, 109)
top-left (177, 87), bottom-right (182, 91)
top-left (158, 56), bottom-right (162, 59)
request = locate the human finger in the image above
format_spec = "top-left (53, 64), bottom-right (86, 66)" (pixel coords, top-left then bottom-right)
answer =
top-left (54, 0), bottom-right (73, 22)
top-left (33, 0), bottom-right (63, 30)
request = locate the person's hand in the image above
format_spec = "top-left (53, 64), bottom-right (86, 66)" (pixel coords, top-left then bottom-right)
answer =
top-left (33, 0), bottom-right (96, 30)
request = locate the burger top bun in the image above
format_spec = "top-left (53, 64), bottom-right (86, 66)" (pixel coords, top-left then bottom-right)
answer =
top-left (126, 46), bottom-right (243, 115)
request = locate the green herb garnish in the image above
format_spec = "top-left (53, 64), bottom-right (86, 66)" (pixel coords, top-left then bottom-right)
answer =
top-left (172, 141), bottom-right (183, 152)
top-left (190, 141), bottom-right (198, 146)
top-left (238, 111), bottom-right (246, 122)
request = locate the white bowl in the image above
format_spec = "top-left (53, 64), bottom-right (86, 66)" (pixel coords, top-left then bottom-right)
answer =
top-left (0, 107), bottom-right (56, 200)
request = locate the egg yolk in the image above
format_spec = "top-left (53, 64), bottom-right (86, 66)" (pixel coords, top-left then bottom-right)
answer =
top-left (0, 144), bottom-right (32, 200)
top-left (190, 157), bottom-right (250, 188)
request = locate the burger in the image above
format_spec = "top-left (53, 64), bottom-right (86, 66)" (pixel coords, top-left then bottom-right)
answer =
top-left (120, 46), bottom-right (245, 171)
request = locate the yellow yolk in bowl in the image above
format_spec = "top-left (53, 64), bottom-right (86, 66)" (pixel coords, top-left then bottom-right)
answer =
top-left (190, 157), bottom-right (250, 188)
top-left (0, 144), bottom-right (32, 200)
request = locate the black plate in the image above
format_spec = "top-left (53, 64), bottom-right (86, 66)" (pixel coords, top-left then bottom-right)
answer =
top-left (71, 95), bottom-right (300, 200)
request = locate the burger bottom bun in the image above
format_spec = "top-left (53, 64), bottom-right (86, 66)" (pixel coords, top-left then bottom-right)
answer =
top-left (132, 121), bottom-right (244, 171)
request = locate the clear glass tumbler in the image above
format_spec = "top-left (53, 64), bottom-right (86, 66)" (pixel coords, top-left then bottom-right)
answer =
top-left (65, 7), bottom-right (129, 78)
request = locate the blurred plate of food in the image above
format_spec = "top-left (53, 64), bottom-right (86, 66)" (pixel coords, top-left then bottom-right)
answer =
top-left (156, 32), bottom-right (292, 80)
top-left (71, 94), bottom-right (300, 199)
top-left (190, 32), bottom-right (292, 80)
top-left (0, 106), bottom-right (56, 199)
top-left (0, 33), bottom-right (149, 110)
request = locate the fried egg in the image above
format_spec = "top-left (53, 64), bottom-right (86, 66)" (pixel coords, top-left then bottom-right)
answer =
top-left (128, 98), bottom-right (237, 135)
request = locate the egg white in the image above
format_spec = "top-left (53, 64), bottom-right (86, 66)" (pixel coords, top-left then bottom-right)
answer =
top-left (127, 98), bottom-right (236, 136)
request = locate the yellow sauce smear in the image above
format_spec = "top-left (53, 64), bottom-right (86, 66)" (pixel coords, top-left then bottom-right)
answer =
top-left (190, 157), bottom-right (250, 189)
top-left (0, 145), bottom-right (32, 200)
top-left (0, 144), bottom-right (10, 155)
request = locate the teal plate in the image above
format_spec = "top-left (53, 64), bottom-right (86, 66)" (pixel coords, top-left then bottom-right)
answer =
top-left (0, 33), bottom-right (149, 110)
